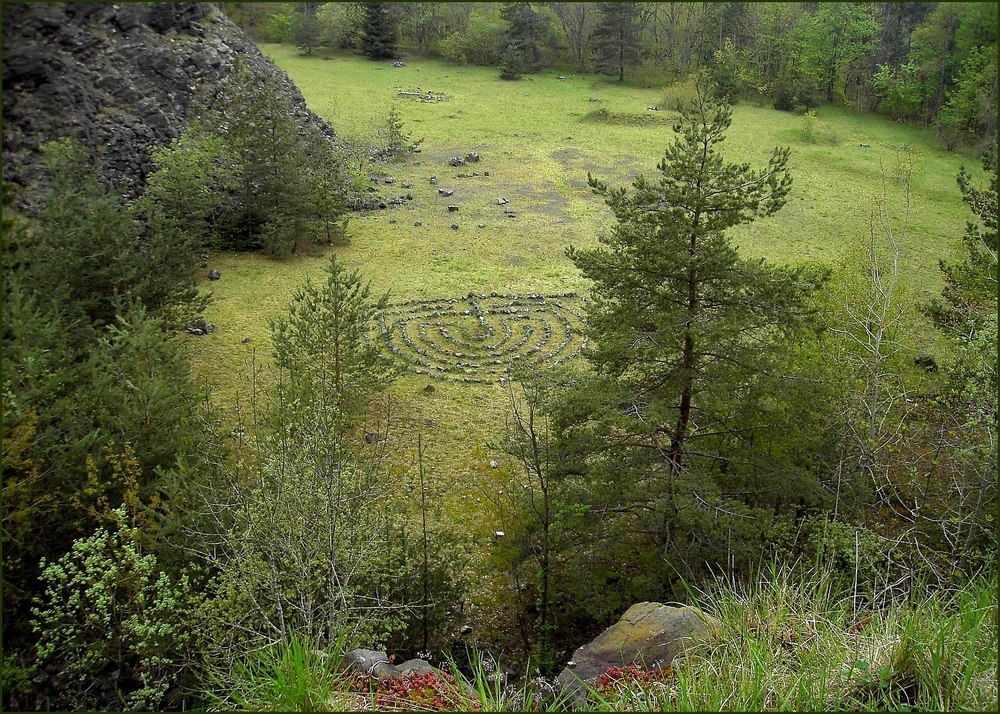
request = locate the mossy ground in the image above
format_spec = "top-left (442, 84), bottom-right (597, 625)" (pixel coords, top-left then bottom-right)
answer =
top-left (187, 45), bottom-right (982, 643)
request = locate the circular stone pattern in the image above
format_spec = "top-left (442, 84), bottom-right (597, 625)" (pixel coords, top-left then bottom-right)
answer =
top-left (372, 293), bottom-right (589, 383)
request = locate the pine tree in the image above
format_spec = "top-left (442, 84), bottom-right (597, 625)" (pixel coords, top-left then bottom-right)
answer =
top-left (500, 2), bottom-right (550, 75)
top-left (270, 255), bottom-right (394, 415)
top-left (361, 2), bottom-right (398, 60)
top-left (563, 79), bottom-right (826, 558)
top-left (291, 2), bottom-right (323, 56)
top-left (203, 57), bottom-right (347, 257)
top-left (592, 2), bottom-right (641, 82)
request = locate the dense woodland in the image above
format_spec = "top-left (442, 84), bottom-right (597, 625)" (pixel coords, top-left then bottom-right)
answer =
top-left (229, 1), bottom-right (998, 151)
top-left (1, 2), bottom-right (997, 712)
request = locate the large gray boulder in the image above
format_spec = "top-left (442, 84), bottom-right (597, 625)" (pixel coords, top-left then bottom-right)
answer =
top-left (342, 648), bottom-right (402, 680)
top-left (556, 602), bottom-right (718, 706)
top-left (3, 2), bottom-right (335, 203)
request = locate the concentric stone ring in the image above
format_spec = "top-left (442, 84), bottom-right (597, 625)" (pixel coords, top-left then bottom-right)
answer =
top-left (372, 293), bottom-right (588, 383)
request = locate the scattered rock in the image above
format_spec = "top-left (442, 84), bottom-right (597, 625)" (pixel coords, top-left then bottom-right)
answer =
top-left (646, 105), bottom-right (660, 111)
top-left (555, 602), bottom-right (719, 706)
top-left (438, 188), bottom-right (454, 196)
top-left (914, 354), bottom-right (938, 372)
top-left (422, 384), bottom-right (435, 394)
top-left (493, 530), bottom-right (505, 538)
top-left (185, 319), bottom-right (214, 336)
top-left (859, 143), bottom-right (871, 148)
top-left (364, 433), bottom-right (380, 444)
top-left (448, 204), bottom-right (459, 212)
top-left (478, 223), bottom-right (486, 228)
top-left (489, 459), bottom-right (499, 468)
top-left (414, 221), bottom-right (422, 227)
top-left (451, 223), bottom-right (459, 230)
top-left (429, 176), bottom-right (438, 184)
top-left (449, 156), bottom-right (465, 167)
top-left (389, 218), bottom-right (397, 224)
top-left (377, 200), bottom-right (388, 209)
top-left (557, 75), bottom-right (567, 80)
top-left (207, 269), bottom-right (221, 280)
top-left (390, 60), bottom-right (406, 68)
top-left (460, 625), bottom-right (473, 636)
top-left (241, 337), bottom-right (251, 344)
top-left (465, 152), bottom-right (480, 162)
top-left (383, 176), bottom-right (395, 184)
top-left (497, 197), bottom-right (508, 205)
top-left (484, 171), bottom-right (490, 176)
top-left (401, 181), bottom-right (413, 189)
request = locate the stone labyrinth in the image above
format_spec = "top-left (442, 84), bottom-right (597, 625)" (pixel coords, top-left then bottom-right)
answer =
top-left (371, 293), bottom-right (589, 383)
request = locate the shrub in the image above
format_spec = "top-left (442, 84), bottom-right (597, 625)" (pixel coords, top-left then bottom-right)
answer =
top-left (774, 85), bottom-right (796, 111)
top-left (499, 47), bottom-right (523, 81)
top-left (434, 9), bottom-right (505, 67)
top-left (31, 507), bottom-right (199, 711)
top-left (802, 110), bottom-right (818, 141)
top-left (206, 634), bottom-right (348, 712)
top-left (661, 74), bottom-right (701, 111)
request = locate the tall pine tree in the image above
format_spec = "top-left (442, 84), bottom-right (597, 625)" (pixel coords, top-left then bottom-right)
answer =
top-left (361, 2), bottom-right (398, 60)
top-left (500, 2), bottom-right (550, 76)
top-left (560, 80), bottom-right (827, 590)
top-left (592, 2), bottom-right (641, 82)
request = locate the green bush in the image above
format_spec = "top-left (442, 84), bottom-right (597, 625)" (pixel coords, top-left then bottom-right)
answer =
top-left (434, 9), bottom-right (505, 66)
top-left (31, 507), bottom-right (200, 711)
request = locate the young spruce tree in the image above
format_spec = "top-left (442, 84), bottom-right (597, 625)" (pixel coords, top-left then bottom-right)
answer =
top-left (270, 255), bottom-right (393, 416)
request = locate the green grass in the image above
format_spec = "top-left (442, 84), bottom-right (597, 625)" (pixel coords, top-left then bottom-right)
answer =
top-left (188, 46), bottom-right (985, 646)
top-left (206, 567), bottom-right (997, 711)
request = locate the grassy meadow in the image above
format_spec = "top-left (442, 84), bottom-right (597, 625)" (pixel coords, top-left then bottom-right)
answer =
top-left (187, 46), bottom-right (983, 636)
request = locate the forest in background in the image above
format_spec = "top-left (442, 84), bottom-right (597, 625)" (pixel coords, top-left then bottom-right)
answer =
top-left (227, 1), bottom-right (997, 153)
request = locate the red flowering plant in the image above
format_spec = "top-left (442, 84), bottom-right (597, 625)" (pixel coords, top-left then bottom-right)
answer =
top-left (592, 662), bottom-right (676, 704)
top-left (346, 669), bottom-right (479, 711)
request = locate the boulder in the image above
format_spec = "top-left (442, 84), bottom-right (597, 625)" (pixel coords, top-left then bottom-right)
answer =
top-left (555, 602), bottom-right (718, 707)
top-left (207, 269), bottom-right (221, 280)
top-left (185, 318), bottom-right (214, 335)
top-left (342, 648), bottom-right (401, 681)
top-left (3, 2), bottom-right (336, 204)
top-left (448, 204), bottom-right (459, 212)
top-left (449, 156), bottom-right (465, 167)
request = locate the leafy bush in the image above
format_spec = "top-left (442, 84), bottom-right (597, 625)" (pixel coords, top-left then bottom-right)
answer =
top-left (434, 9), bottom-right (505, 66)
top-left (31, 507), bottom-right (199, 711)
top-left (802, 110), bottom-right (818, 141)
top-left (661, 74), bottom-right (701, 111)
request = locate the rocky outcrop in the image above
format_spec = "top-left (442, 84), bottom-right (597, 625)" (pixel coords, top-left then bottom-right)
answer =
top-left (555, 602), bottom-right (719, 706)
top-left (3, 2), bottom-right (334, 201)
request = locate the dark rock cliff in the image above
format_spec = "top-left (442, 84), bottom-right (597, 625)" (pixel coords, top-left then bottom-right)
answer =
top-left (3, 2), bottom-right (334, 200)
